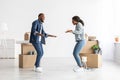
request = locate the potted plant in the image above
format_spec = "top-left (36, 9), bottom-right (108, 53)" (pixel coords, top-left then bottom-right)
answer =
top-left (92, 45), bottom-right (100, 54)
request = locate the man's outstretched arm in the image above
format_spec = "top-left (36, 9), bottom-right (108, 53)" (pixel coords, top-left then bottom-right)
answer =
top-left (47, 34), bottom-right (57, 37)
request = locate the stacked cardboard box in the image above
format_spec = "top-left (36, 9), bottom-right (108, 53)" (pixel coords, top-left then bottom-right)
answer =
top-left (19, 43), bottom-right (36, 68)
top-left (80, 40), bottom-right (102, 68)
top-left (24, 32), bottom-right (30, 41)
top-left (88, 36), bottom-right (96, 41)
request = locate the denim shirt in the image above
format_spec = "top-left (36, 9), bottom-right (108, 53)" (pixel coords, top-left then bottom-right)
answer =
top-left (72, 22), bottom-right (85, 41)
top-left (30, 19), bottom-right (48, 44)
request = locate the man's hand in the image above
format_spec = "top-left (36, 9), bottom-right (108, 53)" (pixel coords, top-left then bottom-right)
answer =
top-left (65, 30), bottom-right (73, 33)
top-left (48, 35), bottom-right (57, 38)
top-left (37, 33), bottom-right (44, 37)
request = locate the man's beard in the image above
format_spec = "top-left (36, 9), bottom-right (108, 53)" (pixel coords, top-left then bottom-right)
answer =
top-left (40, 19), bottom-right (44, 23)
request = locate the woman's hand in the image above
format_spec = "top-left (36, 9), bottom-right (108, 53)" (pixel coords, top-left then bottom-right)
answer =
top-left (65, 30), bottom-right (73, 33)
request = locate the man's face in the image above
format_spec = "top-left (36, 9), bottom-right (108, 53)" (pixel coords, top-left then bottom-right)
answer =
top-left (39, 14), bottom-right (45, 22)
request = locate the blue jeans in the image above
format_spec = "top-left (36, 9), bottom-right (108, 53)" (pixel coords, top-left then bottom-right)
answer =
top-left (32, 42), bottom-right (43, 67)
top-left (73, 40), bottom-right (86, 67)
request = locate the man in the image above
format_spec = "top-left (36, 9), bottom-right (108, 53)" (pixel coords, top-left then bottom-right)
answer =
top-left (30, 13), bottom-right (56, 72)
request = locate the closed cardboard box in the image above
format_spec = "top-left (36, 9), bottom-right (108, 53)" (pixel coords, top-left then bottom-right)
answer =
top-left (81, 41), bottom-right (98, 53)
top-left (21, 43), bottom-right (35, 55)
top-left (24, 32), bottom-right (30, 41)
top-left (88, 36), bottom-right (96, 41)
top-left (19, 55), bottom-right (36, 68)
top-left (80, 53), bottom-right (102, 68)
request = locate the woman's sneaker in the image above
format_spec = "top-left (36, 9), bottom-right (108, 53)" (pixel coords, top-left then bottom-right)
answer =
top-left (73, 66), bottom-right (84, 72)
top-left (34, 67), bottom-right (43, 72)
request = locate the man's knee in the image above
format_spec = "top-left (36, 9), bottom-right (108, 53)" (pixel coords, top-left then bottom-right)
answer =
top-left (37, 52), bottom-right (43, 56)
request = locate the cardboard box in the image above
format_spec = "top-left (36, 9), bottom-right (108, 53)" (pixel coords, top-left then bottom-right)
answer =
top-left (21, 43), bottom-right (35, 55)
top-left (19, 55), bottom-right (36, 68)
top-left (81, 41), bottom-right (98, 53)
top-left (88, 36), bottom-right (96, 41)
top-left (24, 32), bottom-right (30, 40)
top-left (80, 53), bottom-right (102, 68)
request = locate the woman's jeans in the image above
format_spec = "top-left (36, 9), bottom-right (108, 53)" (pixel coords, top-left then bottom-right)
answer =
top-left (32, 42), bottom-right (43, 68)
top-left (73, 40), bottom-right (86, 67)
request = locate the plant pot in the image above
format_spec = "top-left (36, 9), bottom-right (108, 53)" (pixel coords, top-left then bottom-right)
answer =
top-left (94, 50), bottom-right (99, 54)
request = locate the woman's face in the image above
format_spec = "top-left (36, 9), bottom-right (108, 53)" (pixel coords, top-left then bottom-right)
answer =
top-left (72, 20), bottom-right (77, 25)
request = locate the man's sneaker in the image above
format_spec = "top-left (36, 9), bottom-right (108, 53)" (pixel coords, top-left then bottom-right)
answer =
top-left (73, 66), bottom-right (84, 72)
top-left (35, 67), bottom-right (43, 72)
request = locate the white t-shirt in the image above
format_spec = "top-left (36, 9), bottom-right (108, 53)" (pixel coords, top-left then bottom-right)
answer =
top-left (39, 26), bottom-right (43, 41)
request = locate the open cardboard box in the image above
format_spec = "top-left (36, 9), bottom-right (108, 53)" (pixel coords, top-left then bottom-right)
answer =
top-left (81, 41), bottom-right (98, 53)
top-left (21, 43), bottom-right (35, 55)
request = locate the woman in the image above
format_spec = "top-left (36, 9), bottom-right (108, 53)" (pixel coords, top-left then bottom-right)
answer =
top-left (65, 16), bottom-right (86, 72)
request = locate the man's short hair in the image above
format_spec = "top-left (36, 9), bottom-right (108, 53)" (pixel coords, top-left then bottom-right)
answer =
top-left (38, 13), bottom-right (44, 17)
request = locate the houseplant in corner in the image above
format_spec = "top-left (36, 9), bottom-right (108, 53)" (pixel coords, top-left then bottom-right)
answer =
top-left (92, 44), bottom-right (100, 54)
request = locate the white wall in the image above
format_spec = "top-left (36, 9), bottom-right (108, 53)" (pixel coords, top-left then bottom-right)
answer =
top-left (0, 0), bottom-right (118, 60)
